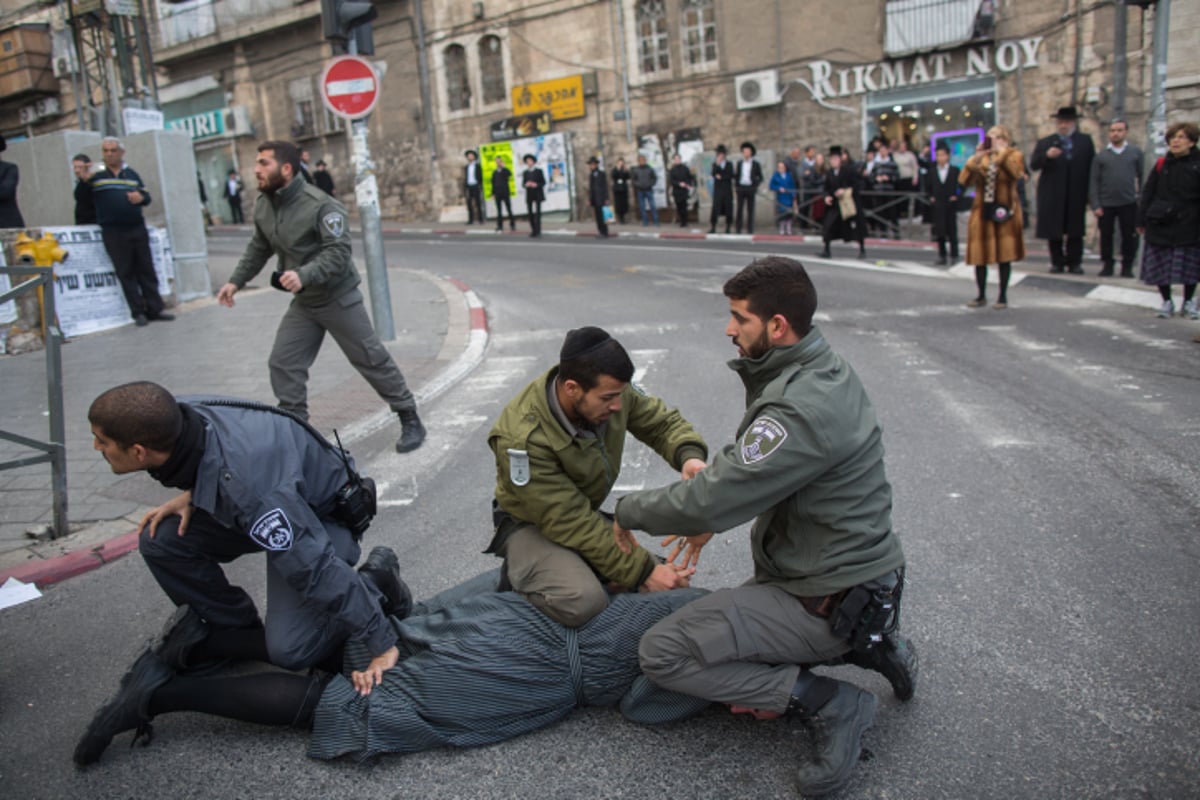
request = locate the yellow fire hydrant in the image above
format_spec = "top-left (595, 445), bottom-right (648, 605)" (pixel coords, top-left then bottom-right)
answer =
top-left (14, 232), bottom-right (69, 336)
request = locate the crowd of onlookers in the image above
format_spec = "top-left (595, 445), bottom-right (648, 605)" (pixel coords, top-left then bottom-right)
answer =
top-left (456, 110), bottom-right (1198, 323)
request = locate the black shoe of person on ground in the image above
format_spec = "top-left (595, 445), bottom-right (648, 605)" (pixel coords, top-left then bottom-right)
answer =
top-left (153, 605), bottom-right (210, 672)
top-left (74, 647), bottom-right (173, 767)
top-left (358, 545), bottom-right (413, 619)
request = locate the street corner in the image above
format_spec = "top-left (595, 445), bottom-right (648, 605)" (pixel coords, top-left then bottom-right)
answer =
top-left (0, 516), bottom-right (143, 589)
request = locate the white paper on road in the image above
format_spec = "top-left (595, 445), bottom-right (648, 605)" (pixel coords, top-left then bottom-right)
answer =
top-left (0, 576), bottom-right (42, 610)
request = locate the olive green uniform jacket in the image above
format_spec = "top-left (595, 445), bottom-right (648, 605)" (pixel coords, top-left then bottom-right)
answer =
top-left (228, 176), bottom-right (358, 307)
top-left (616, 327), bottom-right (904, 596)
top-left (489, 367), bottom-right (707, 589)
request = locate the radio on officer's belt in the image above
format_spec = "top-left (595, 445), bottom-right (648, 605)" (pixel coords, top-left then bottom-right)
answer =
top-left (332, 429), bottom-right (376, 539)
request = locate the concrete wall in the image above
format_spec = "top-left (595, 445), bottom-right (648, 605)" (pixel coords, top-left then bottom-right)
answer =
top-left (4, 129), bottom-right (211, 303)
top-left (5, 129), bottom-right (100, 229)
top-left (123, 130), bottom-right (211, 302)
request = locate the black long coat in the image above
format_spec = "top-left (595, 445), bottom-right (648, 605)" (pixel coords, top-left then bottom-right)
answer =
top-left (588, 167), bottom-right (608, 206)
top-left (1031, 130), bottom-right (1095, 239)
top-left (711, 159), bottom-right (734, 215)
top-left (821, 167), bottom-right (864, 241)
top-left (522, 167), bottom-right (546, 203)
top-left (924, 164), bottom-right (961, 239)
top-left (0, 161), bottom-right (25, 228)
top-left (492, 166), bottom-right (512, 201)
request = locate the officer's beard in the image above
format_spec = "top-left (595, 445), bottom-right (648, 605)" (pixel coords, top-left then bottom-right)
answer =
top-left (259, 167), bottom-right (288, 196)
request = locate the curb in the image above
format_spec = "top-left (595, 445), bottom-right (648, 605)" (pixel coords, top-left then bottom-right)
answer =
top-left (0, 276), bottom-right (490, 592)
top-left (1, 531), bottom-right (140, 589)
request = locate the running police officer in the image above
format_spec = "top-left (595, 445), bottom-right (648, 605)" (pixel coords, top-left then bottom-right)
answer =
top-left (613, 257), bottom-right (915, 798)
top-left (215, 140), bottom-right (425, 454)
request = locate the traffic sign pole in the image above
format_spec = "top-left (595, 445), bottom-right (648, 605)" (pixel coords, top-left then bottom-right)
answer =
top-left (321, 52), bottom-right (394, 341)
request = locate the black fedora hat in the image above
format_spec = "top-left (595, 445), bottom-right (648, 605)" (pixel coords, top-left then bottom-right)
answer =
top-left (522, 153), bottom-right (537, 164)
top-left (828, 145), bottom-right (843, 157)
top-left (464, 149), bottom-right (479, 159)
top-left (715, 144), bottom-right (727, 155)
top-left (1052, 106), bottom-right (1079, 120)
top-left (586, 155), bottom-right (599, 165)
top-left (740, 141), bottom-right (756, 156)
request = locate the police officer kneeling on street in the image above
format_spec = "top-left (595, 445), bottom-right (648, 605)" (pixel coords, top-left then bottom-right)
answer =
top-left (613, 257), bottom-right (916, 797)
top-left (75, 381), bottom-right (410, 766)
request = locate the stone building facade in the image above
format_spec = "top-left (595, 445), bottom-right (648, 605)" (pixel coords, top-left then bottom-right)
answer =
top-left (0, 0), bottom-right (1194, 223)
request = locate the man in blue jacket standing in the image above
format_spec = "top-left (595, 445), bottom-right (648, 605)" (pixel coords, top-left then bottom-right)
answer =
top-left (92, 137), bottom-right (172, 327)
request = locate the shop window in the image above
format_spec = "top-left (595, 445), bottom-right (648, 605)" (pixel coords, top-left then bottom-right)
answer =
top-left (636, 0), bottom-right (669, 75)
top-left (479, 35), bottom-right (505, 105)
top-left (867, 86), bottom-right (996, 166)
top-left (445, 44), bottom-right (471, 112)
top-left (288, 77), bottom-right (316, 139)
top-left (681, 0), bottom-right (717, 67)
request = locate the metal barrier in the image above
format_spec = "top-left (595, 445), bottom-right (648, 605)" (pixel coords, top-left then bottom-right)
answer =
top-left (0, 265), bottom-right (67, 539)
top-left (794, 191), bottom-right (935, 241)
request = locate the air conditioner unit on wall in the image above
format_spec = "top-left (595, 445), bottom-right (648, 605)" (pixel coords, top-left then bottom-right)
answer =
top-left (224, 105), bottom-right (253, 137)
top-left (735, 70), bottom-right (780, 111)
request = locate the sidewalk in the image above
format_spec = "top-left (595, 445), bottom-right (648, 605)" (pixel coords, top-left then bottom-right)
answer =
top-left (347, 217), bottom-right (1161, 311)
top-left (0, 256), bottom-right (476, 582)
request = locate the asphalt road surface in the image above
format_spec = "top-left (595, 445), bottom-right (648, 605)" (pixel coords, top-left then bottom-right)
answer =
top-left (2, 234), bottom-right (1197, 799)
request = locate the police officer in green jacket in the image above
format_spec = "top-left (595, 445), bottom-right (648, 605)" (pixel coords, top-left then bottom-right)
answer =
top-left (216, 140), bottom-right (424, 453)
top-left (487, 327), bottom-right (707, 627)
top-left (613, 257), bottom-right (915, 798)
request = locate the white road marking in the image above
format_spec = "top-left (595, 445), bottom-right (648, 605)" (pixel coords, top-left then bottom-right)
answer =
top-left (1076, 319), bottom-right (1181, 350)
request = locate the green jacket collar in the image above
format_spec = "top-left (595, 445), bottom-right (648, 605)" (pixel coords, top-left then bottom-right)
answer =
top-left (728, 324), bottom-right (827, 391)
top-left (268, 176), bottom-right (307, 209)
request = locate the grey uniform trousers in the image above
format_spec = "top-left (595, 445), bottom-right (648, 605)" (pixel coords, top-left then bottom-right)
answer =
top-left (639, 580), bottom-right (852, 713)
top-left (269, 287), bottom-right (415, 420)
top-left (139, 510), bottom-right (384, 670)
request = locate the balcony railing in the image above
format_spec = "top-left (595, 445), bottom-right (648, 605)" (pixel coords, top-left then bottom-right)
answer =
top-left (885, 0), bottom-right (996, 57)
top-left (155, 0), bottom-right (309, 51)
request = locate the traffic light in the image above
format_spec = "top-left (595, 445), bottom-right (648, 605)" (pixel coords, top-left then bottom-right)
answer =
top-left (320, 0), bottom-right (377, 54)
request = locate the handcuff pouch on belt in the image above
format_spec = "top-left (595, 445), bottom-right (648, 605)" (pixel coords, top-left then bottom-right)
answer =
top-left (828, 572), bottom-right (903, 653)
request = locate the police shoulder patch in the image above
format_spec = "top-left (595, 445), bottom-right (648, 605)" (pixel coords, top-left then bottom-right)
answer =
top-left (507, 448), bottom-right (531, 487)
top-left (322, 211), bottom-right (346, 238)
top-left (740, 417), bottom-right (788, 464)
top-left (249, 508), bottom-right (294, 551)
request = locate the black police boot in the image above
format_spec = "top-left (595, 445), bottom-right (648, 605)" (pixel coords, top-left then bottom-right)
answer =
top-left (395, 408), bottom-right (426, 453)
top-left (74, 647), bottom-right (173, 767)
top-left (359, 545), bottom-right (413, 619)
top-left (153, 605), bottom-right (209, 672)
top-left (788, 676), bottom-right (877, 798)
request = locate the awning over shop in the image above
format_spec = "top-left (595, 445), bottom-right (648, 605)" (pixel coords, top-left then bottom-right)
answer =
top-left (885, 0), bottom-right (987, 58)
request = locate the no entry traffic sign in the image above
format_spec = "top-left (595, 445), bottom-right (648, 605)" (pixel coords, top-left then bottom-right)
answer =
top-left (321, 55), bottom-right (380, 120)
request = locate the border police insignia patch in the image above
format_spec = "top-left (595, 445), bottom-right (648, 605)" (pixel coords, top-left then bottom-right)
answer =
top-left (507, 448), bottom-right (531, 486)
top-left (322, 212), bottom-right (345, 238)
top-left (740, 417), bottom-right (788, 464)
top-left (249, 508), bottom-right (294, 551)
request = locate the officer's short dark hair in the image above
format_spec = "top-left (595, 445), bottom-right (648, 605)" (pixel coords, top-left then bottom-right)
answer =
top-left (88, 382), bottom-right (182, 452)
top-left (258, 140), bottom-right (302, 177)
top-left (724, 257), bottom-right (818, 337)
top-left (558, 327), bottom-right (634, 391)
top-left (73, 153), bottom-right (90, 164)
